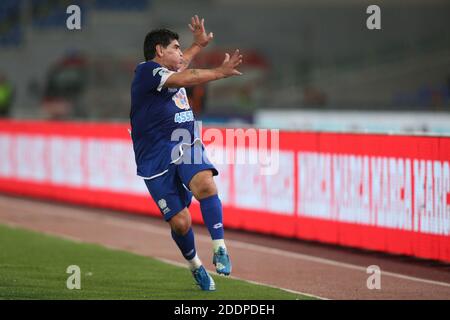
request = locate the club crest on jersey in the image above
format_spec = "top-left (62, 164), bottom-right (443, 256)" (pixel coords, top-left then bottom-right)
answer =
top-left (172, 88), bottom-right (191, 110)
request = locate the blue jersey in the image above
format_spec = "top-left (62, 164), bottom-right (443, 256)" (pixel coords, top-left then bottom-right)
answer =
top-left (130, 61), bottom-right (197, 179)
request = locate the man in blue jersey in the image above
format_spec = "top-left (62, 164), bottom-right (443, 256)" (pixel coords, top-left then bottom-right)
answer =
top-left (130, 15), bottom-right (242, 291)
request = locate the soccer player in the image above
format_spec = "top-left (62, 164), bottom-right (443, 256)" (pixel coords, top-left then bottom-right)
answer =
top-left (130, 15), bottom-right (242, 291)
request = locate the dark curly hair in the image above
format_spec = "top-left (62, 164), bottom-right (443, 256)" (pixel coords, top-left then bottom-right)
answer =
top-left (143, 28), bottom-right (179, 61)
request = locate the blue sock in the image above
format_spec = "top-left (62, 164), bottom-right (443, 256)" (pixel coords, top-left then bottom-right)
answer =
top-left (200, 194), bottom-right (224, 240)
top-left (171, 227), bottom-right (196, 260)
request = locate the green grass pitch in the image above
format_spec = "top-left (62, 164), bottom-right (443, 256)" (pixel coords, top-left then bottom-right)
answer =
top-left (0, 224), bottom-right (316, 300)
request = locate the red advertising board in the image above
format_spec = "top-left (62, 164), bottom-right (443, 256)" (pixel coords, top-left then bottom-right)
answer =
top-left (0, 120), bottom-right (449, 262)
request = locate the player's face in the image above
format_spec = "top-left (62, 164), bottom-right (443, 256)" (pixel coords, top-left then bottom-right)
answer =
top-left (161, 40), bottom-right (183, 71)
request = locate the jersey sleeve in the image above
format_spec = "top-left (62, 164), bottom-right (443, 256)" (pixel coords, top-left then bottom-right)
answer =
top-left (141, 62), bottom-right (175, 92)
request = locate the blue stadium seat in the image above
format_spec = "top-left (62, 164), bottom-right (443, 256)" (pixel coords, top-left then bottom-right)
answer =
top-left (0, 1), bottom-right (22, 46)
top-left (94, 0), bottom-right (149, 11)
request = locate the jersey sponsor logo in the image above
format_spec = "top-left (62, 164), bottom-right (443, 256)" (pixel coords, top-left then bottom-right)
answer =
top-left (174, 110), bottom-right (194, 123)
top-left (172, 88), bottom-right (191, 110)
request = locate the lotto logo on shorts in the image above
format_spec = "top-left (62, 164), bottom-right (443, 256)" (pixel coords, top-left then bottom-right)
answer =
top-left (158, 199), bottom-right (171, 214)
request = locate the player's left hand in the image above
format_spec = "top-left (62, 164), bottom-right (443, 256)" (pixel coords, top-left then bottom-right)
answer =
top-left (189, 15), bottom-right (213, 48)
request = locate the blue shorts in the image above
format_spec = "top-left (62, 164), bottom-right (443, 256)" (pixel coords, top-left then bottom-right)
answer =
top-left (144, 143), bottom-right (218, 221)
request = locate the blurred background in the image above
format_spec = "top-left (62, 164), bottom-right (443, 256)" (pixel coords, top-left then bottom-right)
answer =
top-left (0, 0), bottom-right (449, 133)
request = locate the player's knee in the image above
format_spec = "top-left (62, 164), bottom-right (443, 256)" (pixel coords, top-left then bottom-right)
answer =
top-left (171, 220), bottom-right (190, 235)
top-left (190, 171), bottom-right (217, 200)
top-left (172, 223), bottom-right (190, 236)
top-left (193, 180), bottom-right (217, 200)
top-left (169, 211), bottom-right (191, 235)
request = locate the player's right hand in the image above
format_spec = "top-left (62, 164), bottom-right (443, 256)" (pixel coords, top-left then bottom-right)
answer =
top-left (219, 49), bottom-right (243, 77)
top-left (189, 15), bottom-right (214, 48)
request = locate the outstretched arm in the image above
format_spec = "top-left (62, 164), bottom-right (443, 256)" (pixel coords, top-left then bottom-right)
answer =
top-left (179, 15), bottom-right (213, 72)
top-left (165, 49), bottom-right (243, 88)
